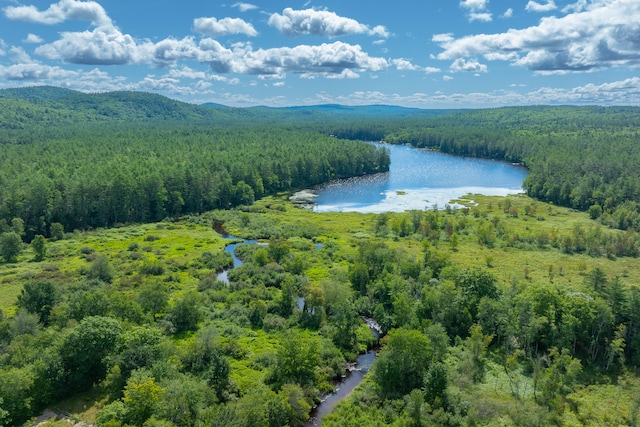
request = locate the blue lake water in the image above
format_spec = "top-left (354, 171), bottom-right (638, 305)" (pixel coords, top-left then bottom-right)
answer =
top-left (313, 143), bottom-right (528, 213)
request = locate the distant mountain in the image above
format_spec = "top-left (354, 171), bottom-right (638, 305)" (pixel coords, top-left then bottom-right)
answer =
top-left (248, 103), bottom-right (465, 120)
top-left (277, 104), bottom-right (424, 115)
top-left (0, 86), bottom-right (247, 132)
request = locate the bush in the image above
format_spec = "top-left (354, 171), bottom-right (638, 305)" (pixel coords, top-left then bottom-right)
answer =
top-left (140, 260), bottom-right (165, 276)
top-left (88, 256), bottom-right (115, 283)
top-left (0, 232), bottom-right (22, 263)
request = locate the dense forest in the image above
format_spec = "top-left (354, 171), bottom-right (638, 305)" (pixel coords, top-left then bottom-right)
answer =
top-left (0, 88), bottom-right (389, 240)
top-left (1, 87), bottom-right (640, 426)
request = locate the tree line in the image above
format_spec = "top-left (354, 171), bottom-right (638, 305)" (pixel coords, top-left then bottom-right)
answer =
top-left (0, 124), bottom-right (388, 241)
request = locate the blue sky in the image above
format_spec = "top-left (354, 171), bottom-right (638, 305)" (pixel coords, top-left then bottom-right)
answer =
top-left (1, 0), bottom-right (639, 108)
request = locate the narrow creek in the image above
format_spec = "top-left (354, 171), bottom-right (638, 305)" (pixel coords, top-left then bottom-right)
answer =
top-left (213, 223), bottom-right (380, 425)
top-left (305, 320), bottom-right (381, 427)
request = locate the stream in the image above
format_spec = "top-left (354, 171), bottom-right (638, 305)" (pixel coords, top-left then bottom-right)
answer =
top-left (304, 350), bottom-right (377, 427)
top-left (213, 223), bottom-right (381, 425)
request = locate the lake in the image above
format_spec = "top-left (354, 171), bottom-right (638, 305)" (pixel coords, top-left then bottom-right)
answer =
top-left (311, 143), bottom-right (528, 213)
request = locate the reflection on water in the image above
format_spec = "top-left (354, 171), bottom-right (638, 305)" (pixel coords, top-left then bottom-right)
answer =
top-left (313, 143), bottom-right (528, 213)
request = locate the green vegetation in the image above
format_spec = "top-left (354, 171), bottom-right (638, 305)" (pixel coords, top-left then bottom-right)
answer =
top-left (0, 88), bottom-right (389, 241)
top-left (0, 194), bottom-right (637, 426)
top-left (1, 87), bottom-right (640, 426)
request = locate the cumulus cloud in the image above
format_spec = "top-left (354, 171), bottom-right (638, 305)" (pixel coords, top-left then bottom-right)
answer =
top-left (562, 0), bottom-right (588, 13)
top-left (525, 0), bottom-right (557, 13)
top-left (233, 3), bottom-right (258, 12)
top-left (460, 0), bottom-right (489, 10)
top-left (435, 0), bottom-right (640, 73)
top-left (24, 33), bottom-right (44, 43)
top-left (502, 8), bottom-right (514, 18)
top-left (460, 0), bottom-right (492, 22)
top-left (9, 46), bottom-right (33, 64)
top-left (392, 58), bottom-right (419, 71)
top-left (238, 41), bottom-right (388, 77)
top-left (124, 35), bottom-right (388, 79)
top-left (424, 66), bottom-right (441, 73)
top-left (0, 62), bottom-right (78, 80)
top-left (449, 58), bottom-right (488, 73)
top-left (35, 27), bottom-right (139, 65)
top-left (4, 0), bottom-right (111, 26)
top-left (469, 13), bottom-right (492, 22)
top-left (6, 0), bottom-right (144, 66)
top-left (268, 8), bottom-right (389, 38)
top-left (193, 17), bottom-right (258, 37)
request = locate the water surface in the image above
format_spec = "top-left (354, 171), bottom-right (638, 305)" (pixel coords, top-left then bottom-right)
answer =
top-left (313, 143), bottom-right (527, 213)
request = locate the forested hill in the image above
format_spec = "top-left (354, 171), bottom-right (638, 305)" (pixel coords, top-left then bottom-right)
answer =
top-left (0, 87), bottom-right (241, 143)
top-left (0, 87), bottom-right (391, 240)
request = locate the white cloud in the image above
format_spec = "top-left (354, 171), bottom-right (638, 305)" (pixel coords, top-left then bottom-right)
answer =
top-left (0, 62), bottom-right (78, 80)
top-left (268, 8), bottom-right (388, 38)
top-left (424, 66), bottom-right (441, 73)
top-left (502, 8), bottom-right (513, 18)
top-left (24, 33), bottom-right (44, 43)
top-left (562, 0), bottom-right (588, 13)
top-left (167, 66), bottom-right (230, 82)
top-left (7, 0), bottom-right (144, 66)
top-left (392, 58), bottom-right (419, 71)
top-left (35, 27), bottom-right (139, 65)
top-left (525, 1), bottom-right (557, 13)
top-left (460, 0), bottom-right (489, 11)
top-left (469, 12), bottom-right (492, 22)
top-left (238, 41), bottom-right (388, 78)
top-left (4, 0), bottom-right (112, 26)
top-left (193, 17), bottom-right (258, 37)
top-left (432, 33), bottom-right (454, 44)
top-left (460, 0), bottom-right (492, 22)
top-left (370, 25), bottom-right (390, 38)
top-left (449, 58), bottom-right (488, 73)
top-left (232, 3), bottom-right (258, 12)
top-left (435, 0), bottom-right (640, 73)
top-left (9, 46), bottom-right (33, 64)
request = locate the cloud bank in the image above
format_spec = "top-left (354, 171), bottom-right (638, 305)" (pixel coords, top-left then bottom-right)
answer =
top-left (435, 0), bottom-right (640, 73)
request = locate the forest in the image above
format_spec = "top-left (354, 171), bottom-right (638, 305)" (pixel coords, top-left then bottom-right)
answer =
top-left (0, 87), bottom-right (639, 426)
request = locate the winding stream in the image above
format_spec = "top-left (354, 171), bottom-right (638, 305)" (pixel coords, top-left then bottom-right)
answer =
top-left (304, 350), bottom-right (377, 427)
top-left (214, 224), bottom-right (381, 425)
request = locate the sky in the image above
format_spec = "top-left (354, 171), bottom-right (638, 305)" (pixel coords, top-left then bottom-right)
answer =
top-left (1, 0), bottom-right (640, 108)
